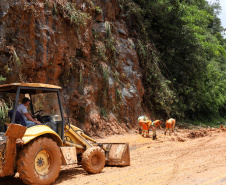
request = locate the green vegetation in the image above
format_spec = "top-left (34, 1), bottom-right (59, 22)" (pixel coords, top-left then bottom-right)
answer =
top-left (104, 21), bottom-right (117, 63)
top-left (0, 76), bottom-right (6, 82)
top-left (0, 99), bottom-right (11, 130)
top-left (101, 64), bottom-right (109, 97)
top-left (116, 88), bottom-right (123, 101)
top-left (190, 116), bottom-right (226, 128)
top-left (95, 6), bottom-right (102, 14)
top-left (2, 46), bottom-right (24, 82)
top-left (119, 0), bottom-right (226, 121)
top-left (79, 70), bottom-right (83, 94)
top-left (57, 2), bottom-right (90, 27)
top-left (100, 107), bottom-right (107, 118)
top-left (4, 48), bottom-right (21, 75)
top-left (86, 0), bottom-right (103, 14)
top-left (96, 44), bottom-right (107, 61)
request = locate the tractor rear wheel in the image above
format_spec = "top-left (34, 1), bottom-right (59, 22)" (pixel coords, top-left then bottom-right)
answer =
top-left (17, 137), bottom-right (62, 185)
top-left (82, 146), bottom-right (105, 174)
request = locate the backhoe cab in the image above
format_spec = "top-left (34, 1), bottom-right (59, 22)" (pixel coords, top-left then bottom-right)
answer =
top-left (0, 83), bottom-right (130, 185)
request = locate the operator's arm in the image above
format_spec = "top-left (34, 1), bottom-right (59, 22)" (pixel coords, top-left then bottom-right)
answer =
top-left (28, 112), bottom-right (33, 117)
top-left (24, 113), bottom-right (41, 124)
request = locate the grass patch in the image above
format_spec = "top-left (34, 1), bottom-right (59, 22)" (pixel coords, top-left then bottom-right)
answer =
top-left (58, 2), bottom-right (90, 28)
top-left (100, 107), bottom-right (107, 118)
top-left (178, 117), bottom-right (226, 130)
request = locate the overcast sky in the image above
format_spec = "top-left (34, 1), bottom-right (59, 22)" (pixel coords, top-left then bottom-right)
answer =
top-left (207, 0), bottom-right (226, 37)
top-left (218, 0), bottom-right (226, 29)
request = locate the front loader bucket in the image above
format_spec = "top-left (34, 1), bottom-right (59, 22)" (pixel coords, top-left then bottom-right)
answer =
top-left (101, 143), bottom-right (130, 166)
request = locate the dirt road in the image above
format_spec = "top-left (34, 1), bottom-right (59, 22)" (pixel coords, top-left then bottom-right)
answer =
top-left (2, 127), bottom-right (226, 185)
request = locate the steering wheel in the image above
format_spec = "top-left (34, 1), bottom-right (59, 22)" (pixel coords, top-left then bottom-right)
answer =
top-left (33, 110), bottom-right (44, 118)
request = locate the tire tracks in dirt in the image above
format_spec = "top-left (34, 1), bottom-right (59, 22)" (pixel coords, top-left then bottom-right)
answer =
top-left (166, 135), bottom-right (217, 185)
top-left (101, 134), bottom-right (218, 185)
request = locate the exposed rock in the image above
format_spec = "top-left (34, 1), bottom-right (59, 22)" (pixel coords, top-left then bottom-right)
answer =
top-left (92, 22), bottom-right (106, 37)
top-left (0, 0), bottom-right (144, 136)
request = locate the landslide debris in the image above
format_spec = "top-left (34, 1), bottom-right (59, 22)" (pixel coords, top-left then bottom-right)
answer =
top-left (187, 126), bottom-right (226, 139)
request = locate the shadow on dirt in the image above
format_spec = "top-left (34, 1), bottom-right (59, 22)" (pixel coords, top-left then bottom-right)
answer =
top-left (0, 175), bottom-right (24, 185)
top-left (54, 166), bottom-right (87, 184)
top-left (0, 167), bottom-right (87, 185)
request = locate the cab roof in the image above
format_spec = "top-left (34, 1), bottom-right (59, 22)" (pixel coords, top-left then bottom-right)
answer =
top-left (0, 83), bottom-right (61, 94)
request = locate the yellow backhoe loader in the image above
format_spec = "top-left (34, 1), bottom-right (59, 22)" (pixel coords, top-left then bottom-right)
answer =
top-left (0, 83), bottom-right (130, 185)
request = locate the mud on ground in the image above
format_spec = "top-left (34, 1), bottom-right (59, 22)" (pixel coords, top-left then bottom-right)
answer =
top-left (2, 126), bottom-right (226, 185)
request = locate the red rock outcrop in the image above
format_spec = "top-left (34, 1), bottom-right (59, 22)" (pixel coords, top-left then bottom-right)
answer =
top-left (0, 0), bottom-right (144, 136)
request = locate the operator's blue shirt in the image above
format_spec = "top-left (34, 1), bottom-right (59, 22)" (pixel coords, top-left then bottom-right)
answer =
top-left (8, 110), bottom-right (26, 126)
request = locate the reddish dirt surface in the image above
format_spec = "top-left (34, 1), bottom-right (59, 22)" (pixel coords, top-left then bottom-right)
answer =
top-left (1, 127), bottom-right (226, 185)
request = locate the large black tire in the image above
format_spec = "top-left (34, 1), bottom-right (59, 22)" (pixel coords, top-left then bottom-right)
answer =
top-left (17, 137), bottom-right (62, 185)
top-left (82, 146), bottom-right (105, 174)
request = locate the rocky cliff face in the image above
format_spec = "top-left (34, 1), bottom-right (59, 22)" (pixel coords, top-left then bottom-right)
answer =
top-left (0, 0), bottom-right (144, 136)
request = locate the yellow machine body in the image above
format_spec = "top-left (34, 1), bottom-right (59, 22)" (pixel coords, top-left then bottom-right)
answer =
top-left (63, 125), bottom-right (95, 149)
top-left (22, 125), bottom-right (63, 146)
top-left (0, 83), bottom-right (130, 182)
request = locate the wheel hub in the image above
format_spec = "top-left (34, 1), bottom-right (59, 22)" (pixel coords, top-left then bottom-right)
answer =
top-left (91, 155), bottom-right (99, 166)
top-left (37, 157), bottom-right (44, 167)
top-left (35, 150), bottom-right (51, 175)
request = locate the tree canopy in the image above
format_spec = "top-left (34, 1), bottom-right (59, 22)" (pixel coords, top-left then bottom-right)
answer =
top-left (119, 0), bottom-right (226, 120)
